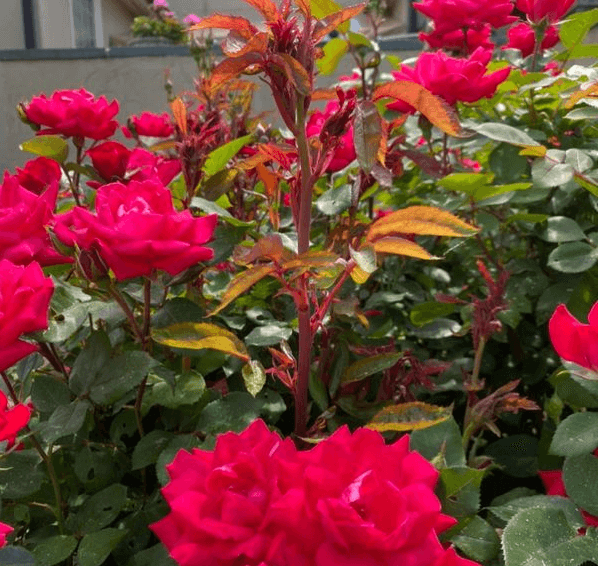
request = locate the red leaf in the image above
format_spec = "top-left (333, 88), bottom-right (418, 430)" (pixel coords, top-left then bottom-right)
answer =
top-left (269, 53), bottom-right (312, 96)
top-left (222, 31), bottom-right (270, 58)
top-left (257, 143), bottom-right (297, 170)
top-left (209, 53), bottom-right (263, 91)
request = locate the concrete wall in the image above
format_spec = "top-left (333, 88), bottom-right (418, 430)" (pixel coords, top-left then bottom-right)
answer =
top-left (0, 0), bottom-right (25, 50)
top-left (102, 0), bottom-right (138, 46)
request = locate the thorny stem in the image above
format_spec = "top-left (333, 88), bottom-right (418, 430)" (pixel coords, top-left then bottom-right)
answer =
top-left (107, 283), bottom-right (144, 344)
top-left (313, 260), bottom-right (356, 328)
top-left (37, 342), bottom-right (69, 382)
top-left (1, 372), bottom-right (65, 533)
top-left (471, 335), bottom-right (486, 390)
top-left (293, 96), bottom-right (314, 437)
top-left (134, 279), bottom-right (153, 437)
top-left (61, 164), bottom-right (82, 207)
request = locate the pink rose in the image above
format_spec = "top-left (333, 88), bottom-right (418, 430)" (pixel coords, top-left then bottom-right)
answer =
top-left (549, 302), bottom-right (598, 370)
top-left (15, 157), bottom-right (62, 195)
top-left (54, 179), bottom-right (217, 280)
top-left (0, 522), bottom-right (12, 547)
top-left (388, 48), bottom-right (510, 110)
top-left (0, 172), bottom-right (70, 267)
top-left (153, 420), bottom-right (481, 566)
top-left (503, 22), bottom-right (559, 57)
top-left (306, 101), bottom-right (356, 172)
top-left (129, 111), bottom-right (175, 138)
top-left (0, 259), bottom-right (54, 373)
top-left (183, 14), bottom-right (202, 26)
top-left (413, 0), bottom-right (516, 35)
top-left (87, 142), bottom-right (181, 187)
top-left (0, 391), bottom-right (31, 448)
top-left (23, 88), bottom-right (119, 140)
top-left (420, 25), bottom-right (494, 54)
top-left (516, 0), bottom-right (576, 23)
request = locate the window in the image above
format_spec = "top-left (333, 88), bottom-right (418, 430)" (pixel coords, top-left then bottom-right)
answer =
top-left (71, 0), bottom-right (96, 47)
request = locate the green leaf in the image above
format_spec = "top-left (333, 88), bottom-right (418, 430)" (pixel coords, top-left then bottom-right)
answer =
top-left (341, 352), bottom-right (402, 384)
top-left (563, 452), bottom-right (598, 516)
top-left (540, 217), bottom-right (586, 243)
top-left (566, 107), bottom-right (598, 121)
top-left (550, 412), bottom-right (598, 457)
top-left (19, 135), bottom-right (69, 163)
top-left (565, 148), bottom-right (593, 172)
top-left (69, 330), bottom-right (112, 397)
top-left (32, 536), bottom-right (78, 566)
top-left (354, 100), bottom-right (382, 173)
top-left (0, 450), bottom-right (44, 499)
top-left (438, 173), bottom-right (493, 194)
top-left (0, 547), bottom-right (36, 566)
top-left (196, 391), bottom-right (261, 434)
top-left (75, 484), bottom-right (128, 533)
top-left (309, 372), bottom-right (329, 412)
top-left (410, 302), bottom-right (455, 327)
top-left (547, 242), bottom-right (598, 273)
top-left (452, 517), bottom-right (500, 563)
top-left (502, 508), bottom-right (598, 566)
top-left (128, 544), bottom-right (177, 566)
top-left (77, 528), bottom-right (128, 566)
top-left (439, 466), bottom-right (485, 518)
top-left (41, 400), bottom-right (91, 443)
top-left (142, 371), bottom-right (207, 413)
top-left (315, 183), bottom-right (352, 215)
top-left (489, 495), bottom-right (584, 529)
top-left (31, 375), bottom-right (71, 413)
top-left (559, 8), bottom-right (598, 49)
top-left (350, 245), bottom-right (377, 274)
top-left (532, 157), bottom-right (574, 188)
top-left (242, 360), bottom-right (267, 397)
top-left (89, 351), bottom-right (157, 405)
top-left (317, 37), bottom-right (348, 75)
top-left (245, 325), bottom-right (292, 347)
top-left (471, 122), bottom-right (542, 148)
top-left (156, 435), bottom-right (203, 486)
top-left (132, 431), bottom-right (175, 470)
top-left (410, 417), bottom-right (466, 467)
top-left (411, 318), bottom-right (461, 339)
top-left (202, 134), bottom-right (253, 177)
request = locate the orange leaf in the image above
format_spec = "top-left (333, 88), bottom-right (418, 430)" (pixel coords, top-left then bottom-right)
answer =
top-left (373, 81), bottom-right (462, 137)
top-left (256, 163), bottom-right (279, 199)
top-left (209, 265), bottom-right (277, 316)
top-left (170, 98), bottom-right (187, 135)
top-left (270, 54), bottom-right (312, 96)
top-left (294, 0), bottom-right (311, 16)
top-left (222, 31), bottom-right (269, 58)
top-left (367, 206), bottom-right (478, 242)
top-left (371, 237), bottom-right (437, 260)
top-left (209, 53), bottom-right (263, 91)
top-left (312, 3), bottom-right (367, 42)
top-left (564, 83), bottom-right (598, 109)
top-left (243, 0), bottom-right (280, 21)
top-left (312, 88), bottom-right (340, 100)
top-left (188, 14), bottom-right (258, 40)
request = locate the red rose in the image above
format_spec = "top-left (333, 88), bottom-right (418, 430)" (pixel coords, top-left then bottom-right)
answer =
top-left (23, 88), bottom-right (119, 140)
top-left (516, 0), bottom-right (576, 23)
top-left (413, 0), bottom-right (516, 35)
top-left (503, 22), bottom-right (559, 57)
top-left (539, 451), bottom-right (598, 528)
top-left (129, 111), bottom-right (174, 138)
top-left (151, 420), bottom-right (311, 566)
top-left (0, 391), bottom-right (31, 448)
top-left (388, 48), bottom-right (510, 110)
top-left (419, 25), bottom-right (494, 54)
top-left (87, 143), bottom-right (180, 187)
top-left (54, 179), bottom-right (217, 280)
top-left (15, 157), bottom-right (62, 195)
top-left (0, 259), bottom-right (54, 373)
top-left (306, 101), bottom-right (356, 173)
top-left (153, 420), bottom-right (481, 566)
top-left (548, 302), bottom-right (598, 371)
top-left (0, 522), bottom-right (12, 547)
top-left (0, 172), bottom-right (70, 267)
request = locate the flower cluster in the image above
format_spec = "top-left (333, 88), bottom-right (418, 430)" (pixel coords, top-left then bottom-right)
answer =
top-left (152, 419), bottom-right (480, 566)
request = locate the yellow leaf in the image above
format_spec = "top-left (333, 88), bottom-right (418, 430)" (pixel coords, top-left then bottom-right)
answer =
top-left (373, 81), bottom-right (462, 137)
top-left (152, 322), bottom-right (249, 361)
top-left (371, 237), bottom-right (438, 260)
top-left (350, 265), bottom-right (370, 284)
top-left (519, 145), bottom-right (546, 157)
top-left (367, 401), bottom-right (452, 432)
top-left (281, 250), bottom-right (340, 271)
top-left (367, 206), bottom-right (478, 242)
top-left (208, 265), bottom-right (276, 316)
top-left (564, 83), bottom-right (598, 109)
